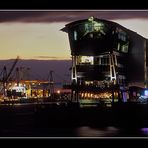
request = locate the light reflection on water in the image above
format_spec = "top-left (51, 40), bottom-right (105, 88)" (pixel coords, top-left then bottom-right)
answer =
top-left (75, 126), bottom-right (148, 137)
top-left (141, 128), bottom-right (148, 135)
top-left (75, 126), bottom-right (119, 137)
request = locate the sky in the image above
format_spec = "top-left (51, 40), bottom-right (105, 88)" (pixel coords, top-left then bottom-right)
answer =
top-left (0, 10), bottom-right (148, 60)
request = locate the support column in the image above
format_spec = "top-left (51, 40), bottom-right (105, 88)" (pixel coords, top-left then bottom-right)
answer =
top-left (71, 55), bottom-right (79, 102)
top-left (144, 39), bottom-right (147, 88)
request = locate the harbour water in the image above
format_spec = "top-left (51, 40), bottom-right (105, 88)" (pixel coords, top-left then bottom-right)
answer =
top-left (0, 101), bottom-right (148, 138)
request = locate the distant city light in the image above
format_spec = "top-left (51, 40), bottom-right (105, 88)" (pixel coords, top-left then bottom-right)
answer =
top-left (144, 90), bottom-right (148, 96)
top-left (57, 90), bottom-right (61, 94)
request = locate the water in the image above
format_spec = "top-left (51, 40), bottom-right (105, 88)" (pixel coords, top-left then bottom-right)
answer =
top-left (49, 126), bottom-right (148, 137)
top-left (0, 102), bottom-right (148, 137)
top-left (1, 126), bottom-right (148, 137)
top-left (75, 126), bottom-right (120, 137)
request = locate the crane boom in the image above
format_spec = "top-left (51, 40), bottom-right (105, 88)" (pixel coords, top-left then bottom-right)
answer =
top-left (0, 56), bottom-right (19, 97)
top-left (4, 56), bottom-right (19, 82)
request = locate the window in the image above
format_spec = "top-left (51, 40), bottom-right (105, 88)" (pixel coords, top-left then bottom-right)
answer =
top-left (121, 44), bottom-right (128, 53)
top-left (77, 56), bottom-right (94, 65)
top-left (117, 43), bottom-right (120, 51)
top-left (101, 57), bottom-right (109, 65)
top-left (79, 21), bottom-right (108, 39)
top-left (84, 21), bottom-right (105, 33)
top-left (116, 42), bottom-right (129, 53)
top-left (118, 33), bottom-right (126, 42)
top-left (94, 55), bottom-right (109, 65)
top-left (85, 23), bottom-right (93, 33)
top-left (116, 27), bottom-right (127, 42)
top-left (74, 30), bottom-right (77, 41)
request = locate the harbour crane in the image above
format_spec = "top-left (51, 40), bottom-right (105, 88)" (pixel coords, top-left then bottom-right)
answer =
top-left (0, 56), bottom-right (19, 97)
top-left (47, 70), bottom-right (54, 99)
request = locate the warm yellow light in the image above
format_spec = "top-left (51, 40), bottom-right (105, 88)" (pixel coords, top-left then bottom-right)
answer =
top-left (81, 56), bottom-right (94, 65)
top-left (81, 93), bottom-right (84, 97)
top-left (57, 90), bottom-right (61, 94)
top-left (90, 93), bottom-right (93, 98)
top-left (84, 93), bottom-right (87, 97)
top-left (88, 16), bottom-right (94, 22)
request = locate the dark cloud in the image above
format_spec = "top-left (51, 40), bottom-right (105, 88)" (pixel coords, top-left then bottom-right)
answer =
top-left (34, 56), bottom-right (70, 60)
top-left (34, 56), bottom-right (58, 59)
top-left (0, 11), bottom-right (148, 23)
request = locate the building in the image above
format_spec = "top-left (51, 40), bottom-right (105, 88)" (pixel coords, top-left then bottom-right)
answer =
top-left (0, 80), bottom-right (50, 102)
top-left (62, 16), bottom-right (148, 103)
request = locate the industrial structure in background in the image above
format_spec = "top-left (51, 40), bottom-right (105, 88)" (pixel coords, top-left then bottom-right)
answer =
top-left (0, 57), bottom-right (71, 102)
top-left (62, 16), bottom-right (148, 104)
top-left (0, 57), bottom-right (52, 102)
top-left (0, 56), bottom-right (20, 99)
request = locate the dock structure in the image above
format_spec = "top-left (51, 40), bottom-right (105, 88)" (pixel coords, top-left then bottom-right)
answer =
top-left (62, 16), bottom-right (148, 103)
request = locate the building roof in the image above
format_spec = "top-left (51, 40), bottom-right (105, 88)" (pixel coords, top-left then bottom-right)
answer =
top-left (61, 16), bottom-right (146, 40)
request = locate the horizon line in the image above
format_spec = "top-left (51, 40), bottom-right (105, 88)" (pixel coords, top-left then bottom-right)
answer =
top-left (0, 58), bottom-right (71, 61)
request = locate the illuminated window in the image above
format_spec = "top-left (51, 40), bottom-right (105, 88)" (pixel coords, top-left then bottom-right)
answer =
top-left (82, 21), bottom-right (106, 39)
top-left (85, 81), bottom-right (93, 85)
top-left (94, 23), bottom-right (100, 32)
top-left (121, 44), bottom-right (128, 53)
top-left (85, 23), bottom-right (93, 32)
top-left (74, 30), bottom-right (77, 41)
top-left (145, 90), bottom-right (148, 96)
top-left (72, 19), bottom-right (108, 41)
top-left (117, 42), bottom-right (128, 53)
top-left (117, 43), bottom-right (120, 51)
top-left (78, 56), bottom-right (94, 65)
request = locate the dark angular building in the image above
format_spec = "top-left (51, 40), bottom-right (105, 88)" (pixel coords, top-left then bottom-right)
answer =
top-left (62, 17), bottom-right (148, 103)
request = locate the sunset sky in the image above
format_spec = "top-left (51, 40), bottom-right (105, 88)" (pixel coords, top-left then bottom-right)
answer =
top-left (0, 10), bottom-right (148, 60)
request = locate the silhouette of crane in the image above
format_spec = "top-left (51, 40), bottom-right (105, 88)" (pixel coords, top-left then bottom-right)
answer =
top-left (47, 70), bottom-right (54, 99)
top-left (15, 67), bottom-right (20, 86)
top-left (0, 56), bottom-right (19, 97)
